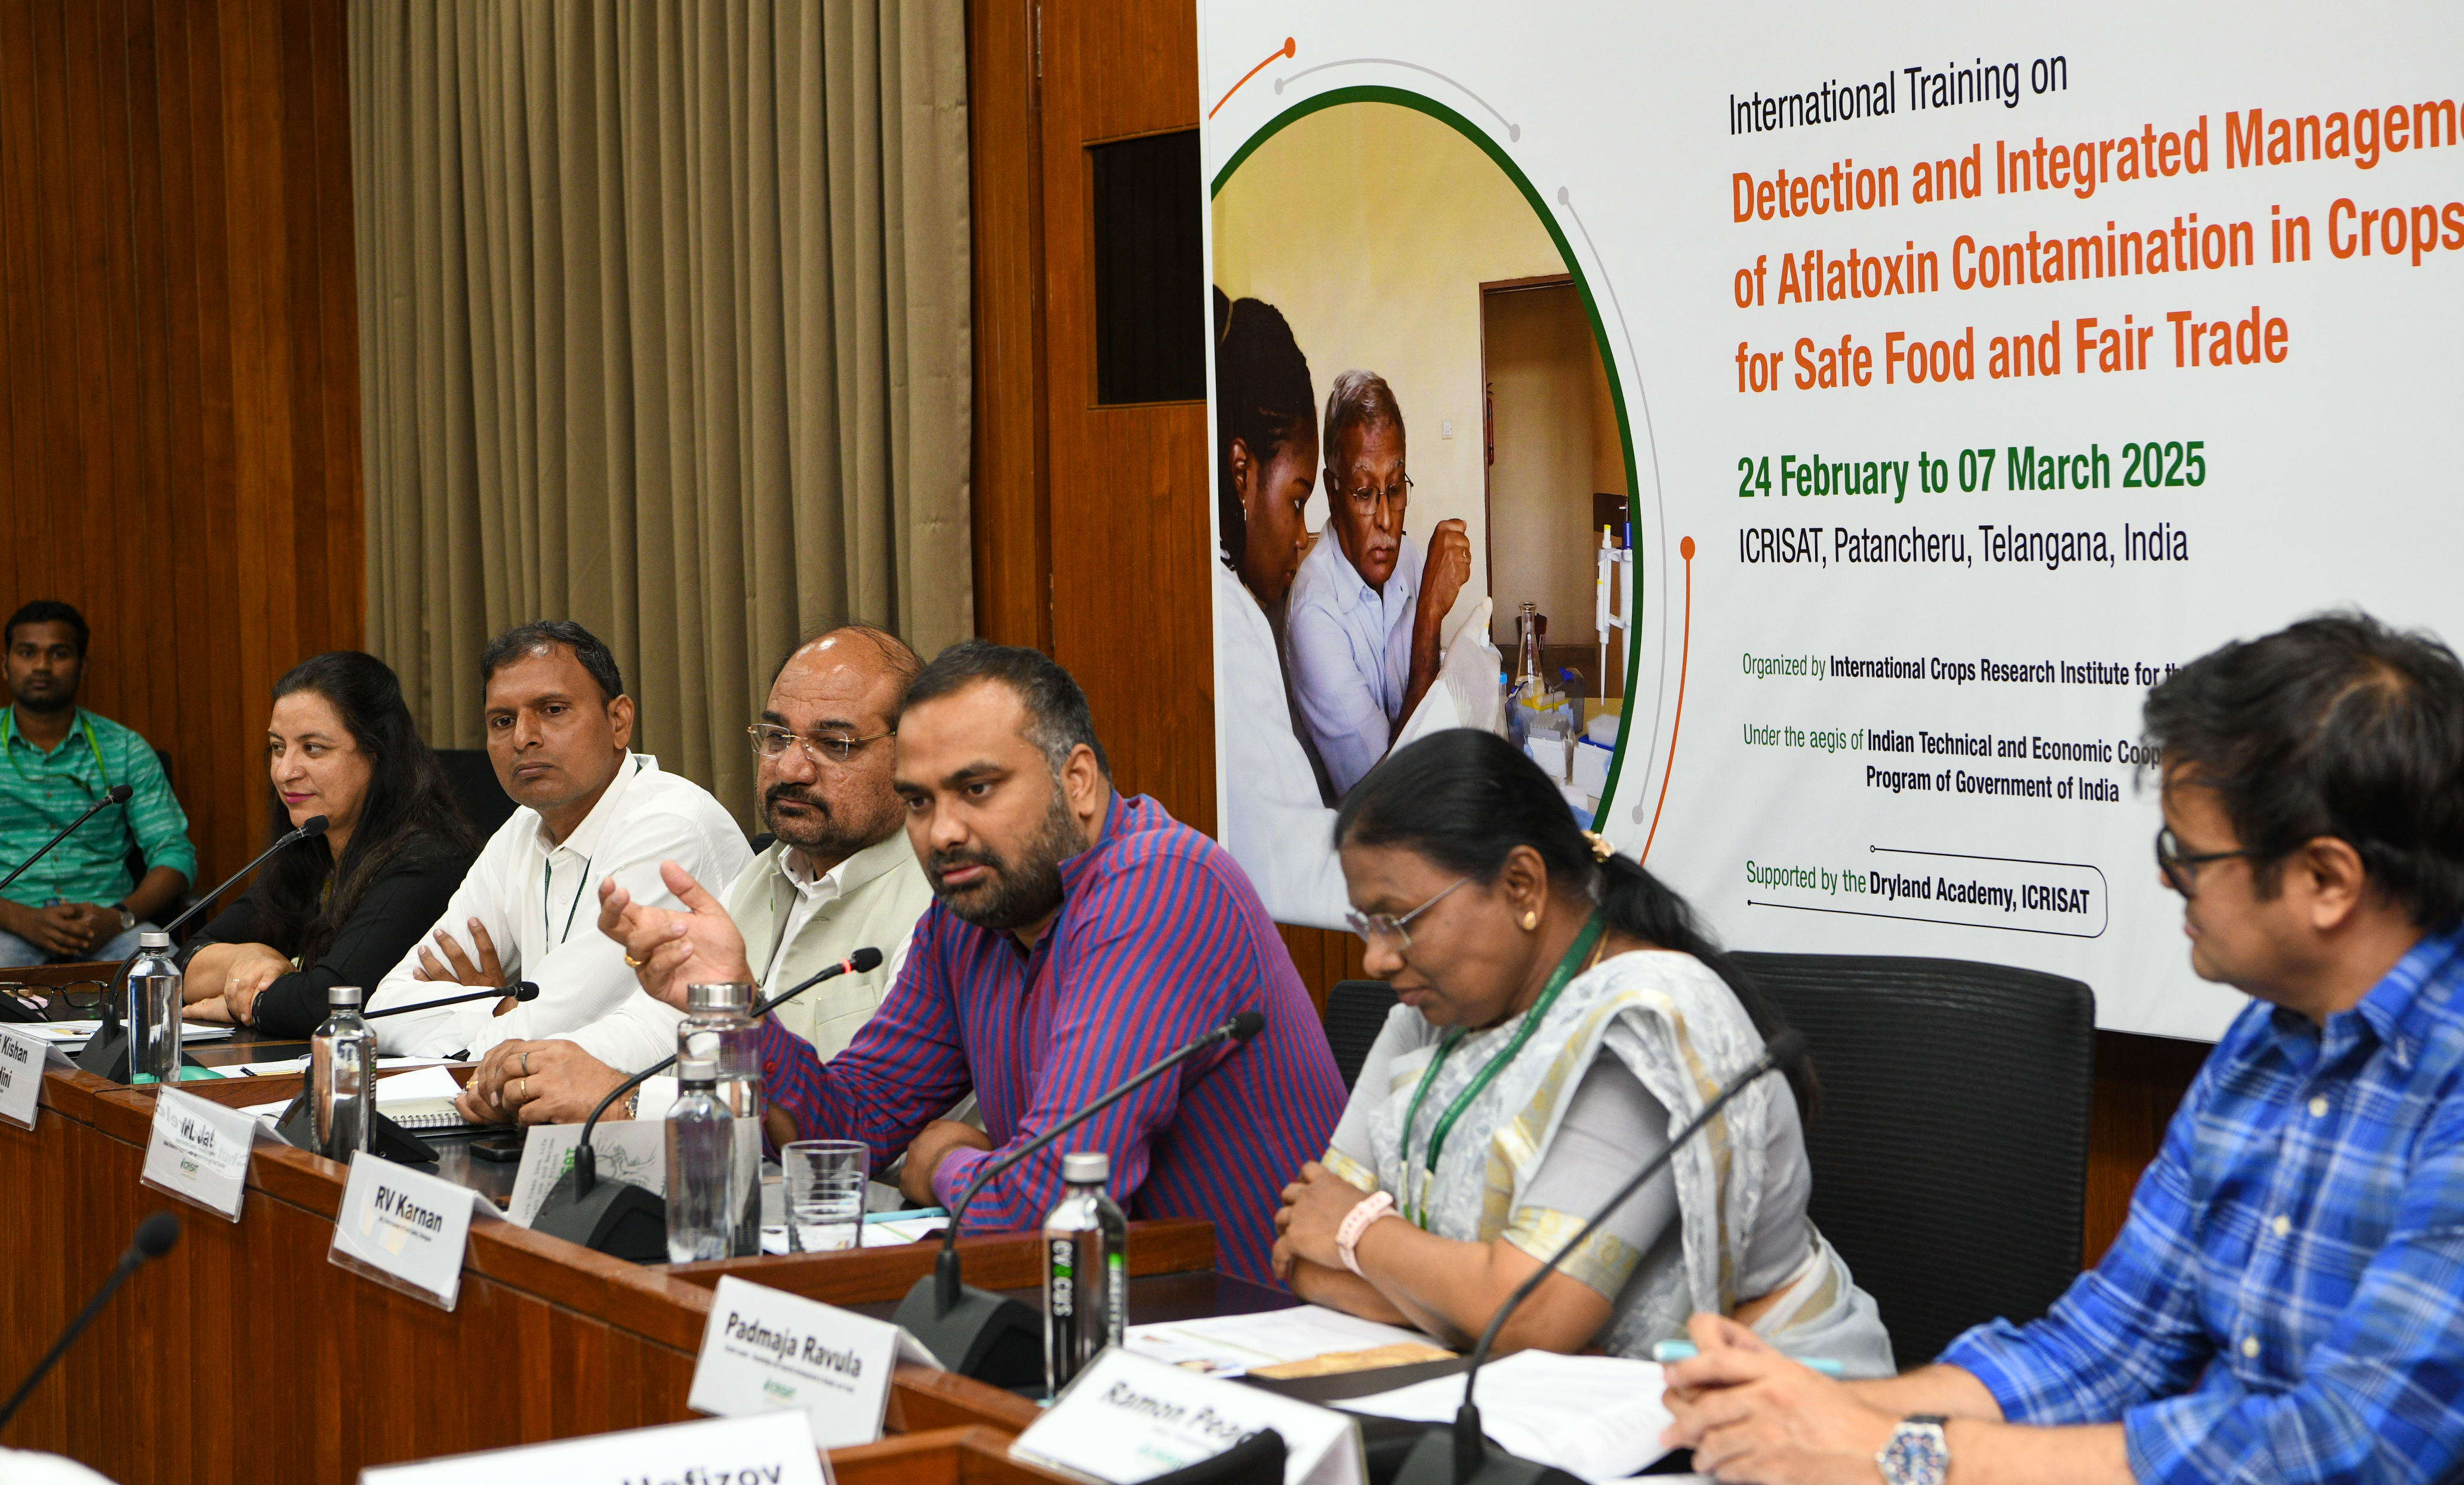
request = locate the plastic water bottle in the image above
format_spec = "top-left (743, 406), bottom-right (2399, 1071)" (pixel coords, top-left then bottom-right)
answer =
top-left (309, 985), bottom-right (376, 1157)
top-left (1042, 1151), bottom-right (1128, 1395)
top-left (122, 931), bottom-right (182, 1085)
top-left (676, 982), bottom-right (763, 1256)
top-left (665, 1056), bottom-right (735, 1263)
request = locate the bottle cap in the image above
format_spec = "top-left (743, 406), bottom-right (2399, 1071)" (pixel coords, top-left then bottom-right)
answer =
top-left (677, 1056), bottom-right (717, 1086)
top-left (685, 982), bottom-right (754, 1013)
top-left (328, 984), bottom-right (364, 1008)
top-left (1061, 1151), bottom-right (1109, 1184)
top-left (138, 930), bottom-right (171, 950)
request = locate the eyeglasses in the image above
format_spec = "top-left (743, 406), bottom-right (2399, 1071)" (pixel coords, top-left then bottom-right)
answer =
top-left (1339, 476), bottom-right (1412, 517)
top-left (2154, 826), bottom-right (2262, 898)
top-left (0, 980), bottom-right (108, 1022)
top-left (1344, 876), bottom-right (1470, 951)
top-left (747, 724), bottom-right (892, 766)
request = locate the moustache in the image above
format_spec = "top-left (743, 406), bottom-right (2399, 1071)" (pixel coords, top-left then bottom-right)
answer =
top-left (765, 784), bottom-right (828, 817)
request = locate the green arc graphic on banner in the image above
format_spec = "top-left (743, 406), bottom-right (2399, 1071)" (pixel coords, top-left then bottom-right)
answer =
top-left (1210, 83), bottom-right (1661, 827)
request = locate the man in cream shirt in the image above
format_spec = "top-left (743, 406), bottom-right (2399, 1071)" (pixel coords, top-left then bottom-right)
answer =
top-left (365, 622), bottom-right (752, 1063)
top-left (457, 626), bottom-right (934, 1125)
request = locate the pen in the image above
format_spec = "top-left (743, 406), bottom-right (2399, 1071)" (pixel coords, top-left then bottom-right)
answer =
top-left (1653, 1340), bottom-right (1844, 1377)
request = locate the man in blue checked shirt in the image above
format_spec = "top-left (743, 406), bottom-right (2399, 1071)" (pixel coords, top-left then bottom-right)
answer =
top-left (1662, 611), bottom-right (2464, 1485)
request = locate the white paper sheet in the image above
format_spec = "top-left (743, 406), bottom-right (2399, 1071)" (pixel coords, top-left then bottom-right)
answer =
top-left (1338, 1351), bottom-right (1675, 1484)
top-left (17, 1019), bottom-right (236, 1045)
top-left (1124, 1304), bottom-right (1442, 1377)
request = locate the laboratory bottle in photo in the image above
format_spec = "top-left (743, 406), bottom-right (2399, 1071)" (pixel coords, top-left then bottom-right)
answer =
top-left (309, 984), bottom-right (376, 1158)
top-left (1043, 1150), bottom-right (1128, 1396)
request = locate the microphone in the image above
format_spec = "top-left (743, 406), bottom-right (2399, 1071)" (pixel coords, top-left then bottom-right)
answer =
top-left (1394, 1030), bottom-right (1810, 1485)
top-left (0, 783), bottom-right (135, 895)
top-left (894, 1009), bottom-right (1267, 1386)
top-left (76, 817), bottom-right (328, 1079)
top-left (364, 980), bottom-right (542, 1018)
top-left (529, 948), bottom-right (885, 1260)
top-left (159, 815), bottom-right (328, 941)
top-left (0, 1211), bottom-right (180, 1429)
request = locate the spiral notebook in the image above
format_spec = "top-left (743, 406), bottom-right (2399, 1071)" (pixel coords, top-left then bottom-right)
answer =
top-left (239, 1065), bottom-right (476, 1133)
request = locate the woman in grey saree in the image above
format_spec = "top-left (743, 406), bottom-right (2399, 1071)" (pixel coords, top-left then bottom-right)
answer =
top-left (1274, 731), bottom-right (1894, 1376)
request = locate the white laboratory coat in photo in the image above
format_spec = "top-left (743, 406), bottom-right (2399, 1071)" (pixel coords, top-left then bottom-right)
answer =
top-left (1213, 560), bottom-right (1350, 929)
top-left (365, 753), bottom-right (753, 1066)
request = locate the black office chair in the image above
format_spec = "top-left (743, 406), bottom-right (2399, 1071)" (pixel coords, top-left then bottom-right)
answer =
top-left (1324, 979), bottom-right (1399, 1090)
top-left (1732, 951), bottom-right (2095, 1368)
top-left (433, 748), bottom-right (518, 838)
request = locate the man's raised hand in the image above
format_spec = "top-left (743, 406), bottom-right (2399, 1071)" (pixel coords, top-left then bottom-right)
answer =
top-left (595, 861), bottom-right (754, 1010)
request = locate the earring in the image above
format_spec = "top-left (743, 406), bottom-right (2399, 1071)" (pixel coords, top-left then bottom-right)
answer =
top-left (1520, 910), bottom-right (1539, 931)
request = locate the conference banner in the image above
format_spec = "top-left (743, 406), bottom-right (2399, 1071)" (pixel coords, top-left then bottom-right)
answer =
top-left (1197, 1), bottom-right (2464, 1039)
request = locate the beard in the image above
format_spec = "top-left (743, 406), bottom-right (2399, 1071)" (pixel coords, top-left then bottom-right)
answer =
top-left (763, 782), bottom-right (900, 862)
top-left (926, 786), bottom-right (1083, 932)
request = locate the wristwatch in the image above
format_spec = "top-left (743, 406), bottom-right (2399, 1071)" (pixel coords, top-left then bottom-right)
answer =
top-left (114, 904), bottom-right (135, 933)
top-left (1876, 1416), bottom-right (1949, 1485)
top-left (1335, 1190), bottom-right (1396, 1275)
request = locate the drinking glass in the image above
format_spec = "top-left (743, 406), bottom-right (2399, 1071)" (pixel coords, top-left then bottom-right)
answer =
top-left (782, 1140), bottom-right (867, 1253)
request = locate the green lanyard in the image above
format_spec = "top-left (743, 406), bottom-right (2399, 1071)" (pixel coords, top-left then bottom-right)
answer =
top-left (1396, 911), bottom-right (1605, 1227)
top-left (1, 708), bottom-right (113, 795)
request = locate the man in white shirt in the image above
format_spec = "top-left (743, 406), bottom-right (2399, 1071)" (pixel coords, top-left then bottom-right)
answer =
top-left (364, 621), bottom-right (750, 1066)
top-left (456, 625), bottom-right (936, 1126)
top-left (1285, 369), bottom-right (1471, 798)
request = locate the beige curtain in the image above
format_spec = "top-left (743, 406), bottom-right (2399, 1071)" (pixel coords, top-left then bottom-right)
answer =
top-left (350, 1), bottom-right (972, 825)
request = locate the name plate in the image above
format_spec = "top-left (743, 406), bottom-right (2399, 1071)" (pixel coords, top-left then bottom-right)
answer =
top-left (329, 1152), bottom-right (488, 1311)
top-left (688, 1274), bottom-right (941, 1448)
top-left (358, 1408), bottom-right (827, 1485)
top-left (140, 1087), bottom-right (257, 1221)
top-left (1014, 1348), bottom-right (1365, 1485)
top-left (0, 1024), bottom-right (45, 1130)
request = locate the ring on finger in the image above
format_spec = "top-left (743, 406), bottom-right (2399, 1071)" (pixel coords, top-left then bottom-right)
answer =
top-left (624, 954), bottom-right (645, 968)
top-left (522, 1051), bottom-right (532, 1076)
top-left (515, 1077), bottom-right (526, 1102)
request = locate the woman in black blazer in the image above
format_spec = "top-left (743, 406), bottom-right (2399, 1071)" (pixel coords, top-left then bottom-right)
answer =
top-left (183, 651), bottom-right (479, 1038)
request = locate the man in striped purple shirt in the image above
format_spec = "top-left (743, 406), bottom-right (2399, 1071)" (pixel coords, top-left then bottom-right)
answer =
top-left (602, 641), bottom-right (1343, 1284)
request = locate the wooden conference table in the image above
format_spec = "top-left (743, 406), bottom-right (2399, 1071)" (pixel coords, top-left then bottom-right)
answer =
top-left (0, 1025), bottom-right (1326, 1484)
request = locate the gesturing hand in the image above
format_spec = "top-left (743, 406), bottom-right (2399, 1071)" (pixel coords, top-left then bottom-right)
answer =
top-left (595, 862), bottom-right (754, 1010)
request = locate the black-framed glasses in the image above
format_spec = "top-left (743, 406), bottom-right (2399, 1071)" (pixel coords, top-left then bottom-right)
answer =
top-left (1339, 475), bottom-right (1412, 517)
top-left (747, 724), bottom-right (892, 766)
top-left (1343, 876), bottom-right (1470, 951)
top-left (2155, 826), bottom-right (2262, 898)
top-left (0, 979), bottom-right (108, 1022)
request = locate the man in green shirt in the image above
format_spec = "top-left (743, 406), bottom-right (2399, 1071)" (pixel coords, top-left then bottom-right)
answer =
top-left (0, 601), bottom-right (195, 966)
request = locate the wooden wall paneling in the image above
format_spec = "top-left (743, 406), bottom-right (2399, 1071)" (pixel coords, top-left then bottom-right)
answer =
top-left (0, 0), bottom-right (364, 896)
top-left (1033, 0), bottom-right (1214, 833)
top-left (967, 0), bottom-right (1051, 652)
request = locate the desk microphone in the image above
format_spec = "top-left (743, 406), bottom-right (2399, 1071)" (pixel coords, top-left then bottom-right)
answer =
top-left (1392, 1030), bottom-right (1809, 1485)
top-left (0, 1210), bottom-right (180, 1429)
top-left (76, 817), bottom-right (329, 1079)
top-left (159, 815), bottom-right (329, 942)
top-left (364, 980), bottom-right (541, 1018)
top-left (529, 948), bottom-right (883, 1259)
top-left (894, 1009), bottom-right (1266, 1387)
top-left (0, 783), bottom-right (134, 896)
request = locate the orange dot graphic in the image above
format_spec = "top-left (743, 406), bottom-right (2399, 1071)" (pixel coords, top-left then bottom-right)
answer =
top-left (1679, 535), bottom-right (1696, 560)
